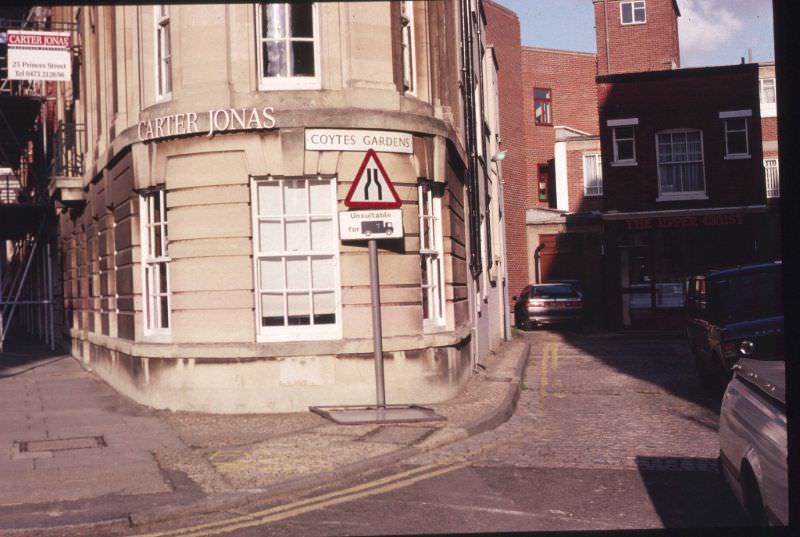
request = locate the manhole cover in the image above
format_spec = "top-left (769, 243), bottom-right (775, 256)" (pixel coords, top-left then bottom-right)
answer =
top-left (14, 436), bottom-right (106, 458)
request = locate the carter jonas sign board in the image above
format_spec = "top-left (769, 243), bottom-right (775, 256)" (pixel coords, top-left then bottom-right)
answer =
top-left (305, 129), bottom-right (413, 154)
top-left (6, 31), bottom-right (71, 81)
top-left (137, 107), bottom-right (277, 142)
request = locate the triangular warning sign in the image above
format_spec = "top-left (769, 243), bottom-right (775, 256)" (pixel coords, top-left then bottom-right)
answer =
top-left (344, 149), bottom-right (402, 209)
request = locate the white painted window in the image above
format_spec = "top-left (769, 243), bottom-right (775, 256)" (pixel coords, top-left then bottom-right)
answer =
top-left (140, 190), bottom-right (171, 335)
top-left (154, 5), bottom-right (172, 100)
top-left (252, 176), bottom-right (341, 341)
top-left (583, 153), bottom-right (603, 196)
top-left (764, 159), bottom-right (780, 198)
top-left (400, 0), bottom-right (416, 94)
top-left (418, 182), bottom-right (446, 330)
top-left (620, 1), bottom-right (646, 24)
top-left (257, 3), bottom-right (320, 90)
top-left (656, 129), bottom-right (706, 199)
top-left (760, 78), bottom-right (777, 117)
top-left (724, 117), bottom-right (750, 158)
top-left (612, 126), bottom-right (636, 165)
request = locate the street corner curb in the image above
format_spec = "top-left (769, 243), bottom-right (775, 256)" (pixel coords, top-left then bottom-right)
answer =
top-left (464, 342), bottom-right (531, 437)
top-left (0, 516), bottom-right (131, 537)
top-left (130, 445), bottom-right (424, 529)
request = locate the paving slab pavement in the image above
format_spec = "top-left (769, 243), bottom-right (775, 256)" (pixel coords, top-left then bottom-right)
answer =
top-left (0, 338), bottom-right (530, 535)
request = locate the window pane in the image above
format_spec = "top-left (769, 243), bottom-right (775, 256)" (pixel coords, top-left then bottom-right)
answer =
top-left (287, 293), bottom-right (311, 324)
top-left (264, 41), bottom-right (287, 77)
top-left (726, 118), bottom-right (746, 131)
top-left (286, 257), bottom-right (309, 289)
top-left (258, 182), bottom-right (281, 215)
top-left (259, 259), bottom-right (283, 290)
top-left (261, 293), bottom-right (284, 326)
top-left (291, 41), bottom-right (315, 77)
top-left (616, 126), bottom-right (633, 139)
top-left (259, 220), bottom-right (283, 252)
top-left (621, 3), bottom-right (633, 22)
top-left (727, 131), bottom-right (748, 154)
top-left (289, 2), bottom-right (313, 37)
top-left (283, 180), bottom-right (307, 214)
top-left (313, 291), bottom-right (335, 318)
top-left (159, 295), bottom-right (169, 328)
top-left (158, 262), bottom-right (168, 293)
top-left (311, 256), bottom-right (334, 288)
top-left (310, 218), bottom-right (332, 250)
top-left (617, 140), bottom-right (634, 161)
top-left (309, 180), bottom-right (330, 214)
top-left (534, 88), bottom-right (550, 99)
top-left (285, 219), bottom-right (309, 251)
top-left (263, 3), bottom-right (287, 38)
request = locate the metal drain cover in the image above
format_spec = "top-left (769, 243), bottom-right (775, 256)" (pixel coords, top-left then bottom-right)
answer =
top-left (13, 436), bottom-right (106, 459)
top-left (310, 404), bottom-right (446, 425)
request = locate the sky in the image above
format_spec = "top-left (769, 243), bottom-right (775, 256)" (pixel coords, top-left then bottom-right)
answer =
top-left (493, 0), bottom-right (775, 67)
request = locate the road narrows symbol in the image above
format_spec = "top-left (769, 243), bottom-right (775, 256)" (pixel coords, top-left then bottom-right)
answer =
top-left (344, 148), bottom-right (402, 209)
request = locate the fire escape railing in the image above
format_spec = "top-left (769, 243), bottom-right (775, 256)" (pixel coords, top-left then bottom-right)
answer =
top-left (50, 121), bottom-right (85, 178)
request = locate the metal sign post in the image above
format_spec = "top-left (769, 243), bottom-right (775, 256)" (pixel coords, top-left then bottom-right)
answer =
top-left (368, 238), bottom-right (386, 407)
top-left (309, 149), bottom-right (445, 425)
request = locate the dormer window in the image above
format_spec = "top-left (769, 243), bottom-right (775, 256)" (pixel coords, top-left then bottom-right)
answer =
top-left (621, 1), bottom-right (646, 25)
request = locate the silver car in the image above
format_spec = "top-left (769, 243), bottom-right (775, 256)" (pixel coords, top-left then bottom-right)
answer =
top-left (513, 283), bottom-right (583, 329)
top-left (719, 358), bottom-right (787, 526)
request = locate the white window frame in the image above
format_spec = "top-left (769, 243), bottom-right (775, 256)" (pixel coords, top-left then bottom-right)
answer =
top-left (764, 158), bottom-right (780, 198)
top-left (418, 182), bottom-right (446, 331)
top-left (251, 175), bottom-right (341, 342)
top-left (140, 190), bottom-right (171, 337)
top-left (723, 118), bottom-right (750, 159)
top-left (620, 1), bottom-right (646, 25)
top-left (655, 129), bottom-right (708, 201)
top-left (256, 2), bottom-right (321, 91)
top-left (610, 123), bottom-right (637, 166)
top-left (583, 153), bottom-right (603, 197)
top-left (400, 0), bottom-right (416, 95)
top-left (759, 78), bottom-right (777, 117)
top-left (154, 5), bottom-right (172, 101)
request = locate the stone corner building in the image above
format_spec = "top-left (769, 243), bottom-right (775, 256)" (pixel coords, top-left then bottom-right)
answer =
top-left (42, 2), bottom-right (510, 413)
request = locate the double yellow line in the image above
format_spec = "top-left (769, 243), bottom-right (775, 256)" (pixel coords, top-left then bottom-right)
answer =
top-left (539, 342), bottom-right (564, 398)
top-left (132, 460), bottom-right (469, 537)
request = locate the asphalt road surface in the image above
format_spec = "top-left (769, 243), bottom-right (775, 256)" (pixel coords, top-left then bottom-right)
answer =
top-left (130, 330), bottom-right (750, 536)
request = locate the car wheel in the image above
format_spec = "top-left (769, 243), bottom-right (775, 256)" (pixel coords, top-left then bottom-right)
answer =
top-left (742, 464), bottom-right (770, 527)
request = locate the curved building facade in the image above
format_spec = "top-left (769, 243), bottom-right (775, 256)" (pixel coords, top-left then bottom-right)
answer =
top-left (50, 3), bottom-right (508, 412)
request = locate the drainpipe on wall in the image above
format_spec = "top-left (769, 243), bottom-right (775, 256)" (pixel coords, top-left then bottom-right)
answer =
top-left (603, 0), bottom-right (611, 74)
top-left (533, 243), bottom-right (545, 284)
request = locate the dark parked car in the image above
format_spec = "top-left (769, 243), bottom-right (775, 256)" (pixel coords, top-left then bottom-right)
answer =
top-left (513, 283), bottom-right (584, 329)
top-left (686, 261), bottom-right (783, 388)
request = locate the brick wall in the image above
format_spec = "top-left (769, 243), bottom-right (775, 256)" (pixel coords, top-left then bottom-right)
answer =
top-left (484, 0), bottom-right (530, 294)
top-left (521, 48), bottom-right (598, 209)
top-left (594, 0), bottom-right (680, 75)
top-left (597, 64), bottom-right (764, 212)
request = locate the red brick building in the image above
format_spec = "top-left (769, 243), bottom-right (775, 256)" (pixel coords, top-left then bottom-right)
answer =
top-left (487, 0), bottom-right (781, 328)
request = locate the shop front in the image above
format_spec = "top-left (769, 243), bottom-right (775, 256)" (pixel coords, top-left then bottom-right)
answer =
top-left (602, 209), bottom-right (780, 329)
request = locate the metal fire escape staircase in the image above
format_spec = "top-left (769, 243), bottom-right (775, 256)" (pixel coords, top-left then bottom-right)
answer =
top-left (0, 9), bottom-right (81, 352)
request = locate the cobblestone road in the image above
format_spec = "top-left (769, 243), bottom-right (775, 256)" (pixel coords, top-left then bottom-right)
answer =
top-left (413, 331), bottom-right (724, 471)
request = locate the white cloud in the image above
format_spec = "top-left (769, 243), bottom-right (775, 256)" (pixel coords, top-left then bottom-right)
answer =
top-left (678, 0), bottom-right (744, 65)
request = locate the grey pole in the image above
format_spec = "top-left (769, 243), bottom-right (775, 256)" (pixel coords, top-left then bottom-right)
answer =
top-left (368, 239), bottom-right (386, 407)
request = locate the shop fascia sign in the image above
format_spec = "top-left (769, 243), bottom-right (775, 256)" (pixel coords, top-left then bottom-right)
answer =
top-left (137, 106), bottom-right (277, 142)
top-left (625, 213), bottom-right (744, 231)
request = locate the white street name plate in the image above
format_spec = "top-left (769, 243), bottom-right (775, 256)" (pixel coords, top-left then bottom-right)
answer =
top-left (339, 209), bottom-right (404, 240)
top-left (306, 129), bottom-right (413, 154)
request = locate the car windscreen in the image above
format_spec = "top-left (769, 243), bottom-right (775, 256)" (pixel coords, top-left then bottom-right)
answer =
top-left (533, 285), bottom-right (579, 299)
top-left (708, 270), bottom-right (783, 323)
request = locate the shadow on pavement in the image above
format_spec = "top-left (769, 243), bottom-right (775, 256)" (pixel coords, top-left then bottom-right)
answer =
top-left (519, 322), bottom-right (725, 413)
top-left (634, 455), bottom-right (749, 529)
top-left (0, 330), bottom-right (65, 378)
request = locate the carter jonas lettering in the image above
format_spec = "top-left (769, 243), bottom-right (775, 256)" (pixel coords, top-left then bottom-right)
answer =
top-left (138, 107), bottom-right (276, 142)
